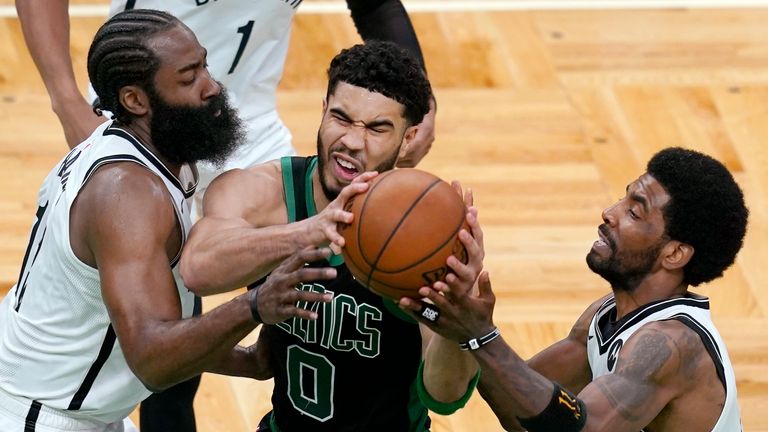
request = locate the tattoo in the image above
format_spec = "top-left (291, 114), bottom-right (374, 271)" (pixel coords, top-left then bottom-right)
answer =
top-left (478, 345), bottom-right (552, 419)
top-left (671, 324), bottom-right (703, 380)
top-left (619, 329), bottom-right (672, 381)
top-left (595, 329), bottom-right (673, 423)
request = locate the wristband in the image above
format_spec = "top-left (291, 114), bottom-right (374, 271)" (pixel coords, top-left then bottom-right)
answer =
top-left (249, 285), bottom-right (263, 324)
top-left (517, 382), bottom-right (587, 432)
top-left (459, 327), bottom-right (500, 351)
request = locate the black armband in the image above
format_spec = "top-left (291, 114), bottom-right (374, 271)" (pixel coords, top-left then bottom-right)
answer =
top-left (248, 285), bottom-right (263, 324)
top-left (517, 383), bottom-right (587, 432)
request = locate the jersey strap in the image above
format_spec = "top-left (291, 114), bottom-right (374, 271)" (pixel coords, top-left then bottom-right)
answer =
top-left (280, 156), bottom-right (342, 266)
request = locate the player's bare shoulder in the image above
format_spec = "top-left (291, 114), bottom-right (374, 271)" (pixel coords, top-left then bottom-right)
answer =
top-left (203, 160), bottom-right (287, 225)
top-left (621, 319), bottom-right (725, 430)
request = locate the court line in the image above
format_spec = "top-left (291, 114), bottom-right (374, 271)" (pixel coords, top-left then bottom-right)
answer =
top-left (2, 0), bottom-right (768, 17)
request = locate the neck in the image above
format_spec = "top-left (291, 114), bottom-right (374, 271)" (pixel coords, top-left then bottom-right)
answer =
top-left (611, 273), bottom-right (687, 320)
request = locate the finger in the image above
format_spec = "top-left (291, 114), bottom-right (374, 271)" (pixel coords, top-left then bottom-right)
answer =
top-left (352, 171), bottom-right (378, 184)
top-left (296, 247), bottom-right (331, 266)
top-left (328, 241), bottom-right (343, 256)
top-left (332, 208), bottom-right (355, 225)
top-left (430, 281), bottom-right (450, 295)
top-left (444, 232), bottom-right (480, 282)
top-left (465, 208), bottom-right (485, 252)
top-left (294, 267), bottom-right (337, 283)
top-left (283, 305), bottom-right (320, 321)
top-left (464, 187), bottom-right (474, 208)
top-left (444, 258), bottom-right (472, 284)
top-left (325, 225), bottom-right (346, 247)
top-left (417, 286), bottom-right (453, 310)
top-left (460, 227), bottom-right (484, 267)
top-left (294, 290), bottom-right (334, 304)
top-left (477, 271), bottom-right (494, 299)
top-left (275, 246), bottom-right (323, 273)
top-left (336, 181), bottom-right (370, 205)
top-left (450, 180), bottom-right (463, 198)
top-left (397, 296), bottom-right (422, 312)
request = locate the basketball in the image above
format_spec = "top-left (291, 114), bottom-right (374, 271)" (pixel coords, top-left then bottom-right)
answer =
top-left (340, 168), bottom-right (469, 300)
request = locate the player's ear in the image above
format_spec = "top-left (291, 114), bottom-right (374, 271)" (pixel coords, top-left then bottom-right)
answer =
top-left (661, 240), bottom-right (694, 271)
top-left (119, 85), bottom-right (150, 117)
top-left (398, 125), bottom-right (418, 160)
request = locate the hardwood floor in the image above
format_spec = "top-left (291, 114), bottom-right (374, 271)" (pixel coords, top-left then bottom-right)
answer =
top-left (0, 2), bottom-right (766, 430)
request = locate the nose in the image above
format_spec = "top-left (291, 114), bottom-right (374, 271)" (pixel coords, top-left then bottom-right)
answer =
top-left (601, 201), bottom-right (619, 226)
top-left (201, 72), bottom-right (221, 101)
top-left (340, 122), bottom-right (367, 150)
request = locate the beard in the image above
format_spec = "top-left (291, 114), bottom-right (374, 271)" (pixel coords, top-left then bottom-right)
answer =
top-left (315, 131), bottom-right (400, 201)
top-left (147, 85), bottom-right (244, 166)
top-left (586, 224), bottom-right (666, 292)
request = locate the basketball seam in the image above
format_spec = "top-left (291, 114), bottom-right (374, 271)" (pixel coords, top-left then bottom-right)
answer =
top-left (355, 170), bottom-right (395, 287)
top-left (371, 215), bottom-right (465, 274)
top-left (366, 178), bottom-right (443, 284)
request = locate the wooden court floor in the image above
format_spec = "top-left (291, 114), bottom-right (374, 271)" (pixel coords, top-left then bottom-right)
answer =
top-left (1, 2), bottom-right (767, 430)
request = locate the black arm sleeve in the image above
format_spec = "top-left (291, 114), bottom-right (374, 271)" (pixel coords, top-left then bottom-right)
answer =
top-left (346, 0), bottom-right (427, 72)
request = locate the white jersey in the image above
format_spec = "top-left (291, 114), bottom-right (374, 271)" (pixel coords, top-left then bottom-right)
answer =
top-left (0, 122), bottom-right (197, 424)
top-left (587, 295), bottom-right (742, 432)
top-left (106, 0), bottom-right (299, 191)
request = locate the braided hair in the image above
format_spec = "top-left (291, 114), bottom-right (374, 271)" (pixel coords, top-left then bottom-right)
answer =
top-left (87, 9), bottom-right (179, 123)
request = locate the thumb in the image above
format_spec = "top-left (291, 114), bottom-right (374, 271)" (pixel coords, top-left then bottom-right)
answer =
top-left (478, 271), bottom-right (493, 298)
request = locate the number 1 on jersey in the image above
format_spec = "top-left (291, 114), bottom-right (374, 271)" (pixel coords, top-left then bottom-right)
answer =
top-left (229, 20), bottom-right (255, 74)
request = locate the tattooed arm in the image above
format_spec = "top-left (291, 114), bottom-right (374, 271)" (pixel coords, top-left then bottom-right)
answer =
top-left (475, 297), bottom-right (601, 431)
top-left (575, 320), bottom-right (702, 431)
top-left (473, 320), bottom-right (697, 431)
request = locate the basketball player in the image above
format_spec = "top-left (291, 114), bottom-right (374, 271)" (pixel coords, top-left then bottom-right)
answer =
top-left (402, 147), bottom-right (747, 431)
top-left (0, 10), bottom-right (337, 432)
top-left (15, 1), bottom-right (436, 429)
top-left (181, 41), bottom-right (481, 431)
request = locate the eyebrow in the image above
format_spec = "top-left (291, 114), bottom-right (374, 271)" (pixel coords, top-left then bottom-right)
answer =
top-left (626, 184), bottom-right (649, 212)
top-left (177, 48), bottom-right (208, 74)
top-left (329, 107), bottom-right (395, 129)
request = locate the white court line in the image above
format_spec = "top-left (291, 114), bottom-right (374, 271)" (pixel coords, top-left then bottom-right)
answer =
top-left (2, 0), bottom-right (768, 17)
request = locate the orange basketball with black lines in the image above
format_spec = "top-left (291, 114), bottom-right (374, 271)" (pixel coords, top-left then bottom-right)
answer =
top-left (340, 168), bottom-right (469, 300)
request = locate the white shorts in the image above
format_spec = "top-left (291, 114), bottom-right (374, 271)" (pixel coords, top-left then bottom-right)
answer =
top-left (0, 387), bottom-right (137, 432)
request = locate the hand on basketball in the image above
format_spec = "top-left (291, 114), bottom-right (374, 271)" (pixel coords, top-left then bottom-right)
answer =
top-left (251, 247), bottom-right (335, 324)
top-left (414, 270), bottom-right (497, 343)
top-left (399, 199), bottom-right (488, 338)
top-left (396, 96), bottom-right (436, 168)
top-left (306, 171), bottom-right (378, 254)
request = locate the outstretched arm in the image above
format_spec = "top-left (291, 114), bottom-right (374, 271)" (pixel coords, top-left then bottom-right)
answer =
top-left (346, 0), bottom-right (436, 167)
top-left (16, 0), bottom-right (105, 147)
top-left (415, 270), bottom-right (692, 431)
top-left (77, 164), bottom-right (333, 390)
top-left (181, 165), bottom-right (376, 295)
